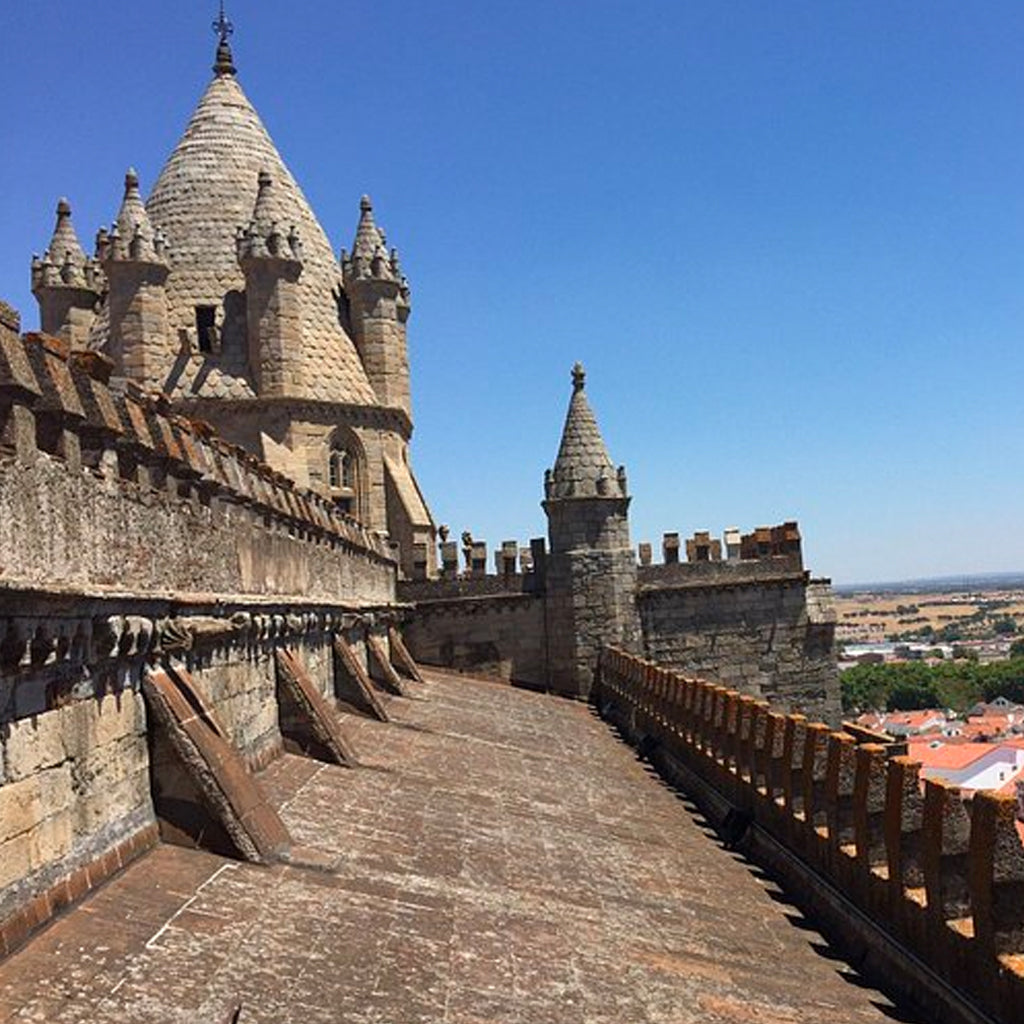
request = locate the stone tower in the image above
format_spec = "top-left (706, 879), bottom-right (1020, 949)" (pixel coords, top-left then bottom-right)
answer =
top-left (543, 363), bottom-right (641, 698)
top-left (30, 200), bottom-right (103, 350)
top-left (29, 16), bottom-right (436, 578)
top-left (342, 196), bottom-right (412, 419)
top-left (236, 170), bottom-right (304, 397)
top-left (97, 170), bottom-right (171, 383)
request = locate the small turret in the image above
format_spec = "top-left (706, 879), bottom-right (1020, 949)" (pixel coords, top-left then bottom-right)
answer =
top-left (31, 199), bottom-right (104, 349)
top-left (237, 170), bottom-right (304, 396)
top-left (542, 363), bottom-right (641, 697)
top-left (100, 169), bottom-right (171, 383)
top-left (341, 195), bottom-right (411, 418)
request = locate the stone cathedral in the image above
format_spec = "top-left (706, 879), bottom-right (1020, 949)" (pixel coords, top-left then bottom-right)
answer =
top-left (29, 22), bottom-right (435, 580)
top-left (0, 16), bottom-right (908, 1014)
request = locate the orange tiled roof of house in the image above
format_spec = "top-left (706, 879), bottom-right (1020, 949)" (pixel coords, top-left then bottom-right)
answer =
top-left (907, 739), bottom-right (997, 771)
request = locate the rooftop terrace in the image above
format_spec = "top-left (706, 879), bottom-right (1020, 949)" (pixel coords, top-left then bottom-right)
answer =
top-left (0, 670), bottom-right (914, 1023)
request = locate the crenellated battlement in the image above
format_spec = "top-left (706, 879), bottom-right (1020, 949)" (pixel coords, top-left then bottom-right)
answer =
top-left (638, 521), bottom-right (803, 577)
top-left (597, 646), bottom-right (1024, 1024)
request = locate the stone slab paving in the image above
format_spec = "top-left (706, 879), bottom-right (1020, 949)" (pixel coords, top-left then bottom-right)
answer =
top-left (0, 670), bottom-right (917, 1024)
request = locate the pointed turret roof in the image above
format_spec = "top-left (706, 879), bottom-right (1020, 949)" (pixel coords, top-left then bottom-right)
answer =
top-left (46, 198), bottom-right (87, 268)
top-left (352, 196), bottom-right (387, 260)
top-left (143, 64), bottom-right (377, 404)
top-left (111, 169), bottom-right (168, 263)
top-left (548, 363), bottom-right (625, 500)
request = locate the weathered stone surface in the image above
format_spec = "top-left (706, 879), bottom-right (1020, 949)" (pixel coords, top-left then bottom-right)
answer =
top-left (638, 574), bottom-right (841, 724)
top-left (0, 671), bottom-right (914, 1022)
top-left (0, 690), bottom-right (151, 920)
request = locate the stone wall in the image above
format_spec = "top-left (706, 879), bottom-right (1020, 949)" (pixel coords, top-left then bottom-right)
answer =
top-left (401, 593), bottom-right (546, 688)
top-left (0, 329), bottom-right (395, 604)
top-left (0, 689), bottom-right (151, 923)
top-left (637, 569), bottom-right (841, 725)
top-left (0, 318), bottom-right (408, 951)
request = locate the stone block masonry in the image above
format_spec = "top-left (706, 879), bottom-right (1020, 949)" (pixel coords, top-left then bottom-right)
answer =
top-left (0, 327), bottom-right (395, 604)
top-left (638, 568), bottom-right (841, 725)
top-left (0, 313), bottom-right (423, 957)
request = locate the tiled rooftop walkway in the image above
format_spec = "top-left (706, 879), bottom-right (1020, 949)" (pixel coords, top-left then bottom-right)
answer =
top-left (0, 671), bottom-right (918, 1023)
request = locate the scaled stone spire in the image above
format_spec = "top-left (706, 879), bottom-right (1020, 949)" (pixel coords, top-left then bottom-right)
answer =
top-left (547, 362), bottom-right (624, 500)
top-left (102, 169), bottom-right (168, 264)
top-left (47, 199), bottom-right (87, 270)
top-left (236, 170), bottom-right (303, 261)
top-left (31, 198), bottom-right (102, 293)
top-left (342, 195), bottom-right (394, 281)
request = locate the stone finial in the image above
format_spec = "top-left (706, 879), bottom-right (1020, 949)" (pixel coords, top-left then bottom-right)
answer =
top-left (572, 361), bottom-right (586, 392)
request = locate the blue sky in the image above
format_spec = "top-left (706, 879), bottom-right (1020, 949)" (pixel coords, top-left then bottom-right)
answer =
top-left (3, 1), bottom-right (1024, 584)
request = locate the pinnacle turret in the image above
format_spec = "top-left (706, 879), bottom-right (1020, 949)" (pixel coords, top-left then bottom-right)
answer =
top-left (341, 195), bottom-right (412, 417)
top-left (546, 363), bottom-right (626, 500)
top-left (236, 170), bottom-right (303, 263)
top-left (31, 198), bottom-right (104, 296)
top-left (31, 197), bottom-right (104, 349)
top-left (97, 169), bottom-right (169, 266)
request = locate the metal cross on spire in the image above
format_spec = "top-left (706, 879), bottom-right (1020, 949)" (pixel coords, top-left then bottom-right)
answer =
top-left (213, 1), bottom-right (233, 43)
top-left (211, 1), bottom-right (237, 76)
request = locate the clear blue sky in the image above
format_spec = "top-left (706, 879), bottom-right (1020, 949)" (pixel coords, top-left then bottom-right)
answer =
top-left (3, 1), bottom-right (1024, 585)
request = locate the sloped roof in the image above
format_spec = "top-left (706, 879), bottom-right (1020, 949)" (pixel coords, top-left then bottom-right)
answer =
top-left (548, 363), bottom-right (624, 499)
top-left (142, 69), bottom-right (376, 405)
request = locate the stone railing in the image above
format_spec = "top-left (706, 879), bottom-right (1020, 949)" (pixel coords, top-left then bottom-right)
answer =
top-left (596, 646), bottom-right (1024, 1024)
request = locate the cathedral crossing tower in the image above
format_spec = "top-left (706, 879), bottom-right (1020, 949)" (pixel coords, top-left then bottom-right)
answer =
top-left (29, 9), bottom-right (435, 577)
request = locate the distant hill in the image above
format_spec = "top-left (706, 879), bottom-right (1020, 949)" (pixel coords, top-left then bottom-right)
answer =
top-left (834, 571), bottom-right (1024, 596)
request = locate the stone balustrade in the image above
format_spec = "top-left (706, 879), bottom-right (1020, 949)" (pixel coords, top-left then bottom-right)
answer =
top-left (596, 646), bottom-right (1024, 1024)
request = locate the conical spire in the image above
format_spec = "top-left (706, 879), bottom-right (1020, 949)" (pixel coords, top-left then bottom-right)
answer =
top-left (31, 197), bottom-right (105, 296)
top-left (355, 196), bottom-right (388, 256)
top-left (212, 2), bottom-right (236, 76)
top-left (547, 362), bottom-right (625, 500)
top-left (106, 169), bottom-right (167, 263)
top-left (237, 169), bottom-right (303, 261)
top-left (342, 195), bottom-right (395, 283)
top-left (144, 65), bottom-right (377, 404)
top-left (47, 198), bottom-right (87, 270)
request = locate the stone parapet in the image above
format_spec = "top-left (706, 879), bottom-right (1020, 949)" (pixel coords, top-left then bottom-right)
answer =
top-left (398, 573), bottom-right (543, 603)
top-left (0, 327), bottom-right (394, 600)
top-left (638, 553), bottom-right (805, 588)
top-left (596, 647), bottom-right (1024, 1024)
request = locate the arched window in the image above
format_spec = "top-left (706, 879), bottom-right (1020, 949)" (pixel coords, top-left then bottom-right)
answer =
top-left (326, 435), bottom-right (361, 517)
top-left (328, 448), bottom-right (353, 491)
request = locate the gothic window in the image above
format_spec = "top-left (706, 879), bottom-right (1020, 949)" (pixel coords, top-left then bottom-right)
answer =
top-left (328, 448), bottom-right (354, 491)
top-left (327, 441), bottom-right (359, 516)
